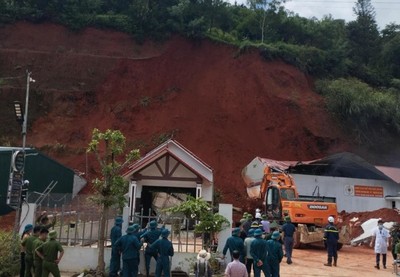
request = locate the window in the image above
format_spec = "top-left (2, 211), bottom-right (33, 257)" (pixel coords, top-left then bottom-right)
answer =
top-left (281, 188), bottom-right (295, 200)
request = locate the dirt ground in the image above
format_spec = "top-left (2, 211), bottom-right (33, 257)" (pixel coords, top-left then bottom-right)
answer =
top-left (59, 245), bottom-right (396, 277)
top-left (280, 245), bottom-right (395, 277)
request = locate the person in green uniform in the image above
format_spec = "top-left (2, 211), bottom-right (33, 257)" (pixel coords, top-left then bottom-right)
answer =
top-left (20, 224), bottom-right (33, 277)
top-left (33, 228), bottom-right (49, 277)
top-left (151, 229), bottom-right (174, 277)
top-left (391, 222), bottom-right (400, 261)
top-left (266, 231), bottom-right (283, 277)
top-left (36, 211), bottom-right (56, 229)
top-left (395, 239), bottom-right (400, 259)
top-left (35, 230), bottom-right (64, 277)
top-left (21, 226), bottom-right (41, 277)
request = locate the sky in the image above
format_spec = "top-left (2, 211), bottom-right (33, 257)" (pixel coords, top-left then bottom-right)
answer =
top-left (229, 0), bottom-right (399, 29)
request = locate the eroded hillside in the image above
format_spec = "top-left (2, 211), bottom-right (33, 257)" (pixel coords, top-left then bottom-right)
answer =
top-left (0, 22), bottom-right (350, 207)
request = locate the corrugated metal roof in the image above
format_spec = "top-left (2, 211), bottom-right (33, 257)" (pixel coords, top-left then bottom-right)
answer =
top-left (243, 152), bottom-right (400, 185)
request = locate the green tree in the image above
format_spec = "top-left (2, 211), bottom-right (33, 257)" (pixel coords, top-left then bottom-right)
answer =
top-left (247, 0), bottom-right (285, 43)
top-left (165, 196), bottom-right (229, 250)
top-left (347, 0), bottom-right (380, 65)
top-left (87, 128), bottom-right (140, 275)
top-left (381, 33), bottom-right (400, 78)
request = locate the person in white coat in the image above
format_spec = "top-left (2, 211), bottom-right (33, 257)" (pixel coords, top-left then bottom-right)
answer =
top-left (370, 219), bottom-right (389, 269)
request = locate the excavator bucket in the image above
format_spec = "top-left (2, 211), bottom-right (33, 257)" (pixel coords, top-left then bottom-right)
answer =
top-left (294, 224), bottom-right (351, 249)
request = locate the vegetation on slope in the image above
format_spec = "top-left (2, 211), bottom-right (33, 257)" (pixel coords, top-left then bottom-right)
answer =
top-left (0, 0), bottom-right (399, 139)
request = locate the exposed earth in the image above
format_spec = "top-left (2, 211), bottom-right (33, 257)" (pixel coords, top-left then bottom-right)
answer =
top-left (0, 22), bottom-right (349, 208)
top-left (60, 246), bottom-right (395, 277)
top-left (1, 21), bottom-right (400, 276)
top-left (0, 22), bottom-right (398, 211)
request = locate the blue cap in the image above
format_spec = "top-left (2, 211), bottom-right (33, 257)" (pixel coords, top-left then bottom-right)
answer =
top-left (161, 229), bottom-right (170, 238)
top-left (127, 225), bottom-right (138, 234)
top-left (232, 227), bottom-right (240, 236)
top-left (254, 229), bottom-right (263, 237)
top-left (247, 229), bottom-right (255, 237)
top-left (115, 217), bottom-right (123, 225)
top-left (149, 220), bottom-right (157, 229)
top-left (24, 224), bottom-right (33, 233)
top-left (131, 224), bottom-right (139, 231)
top-left (271, 231), bottom-right (280, 239)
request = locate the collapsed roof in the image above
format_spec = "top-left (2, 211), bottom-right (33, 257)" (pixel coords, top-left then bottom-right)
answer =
top-left (287, 152), bottom-right (394, 182)
top-left (242, 152), bottom-right (399, 187)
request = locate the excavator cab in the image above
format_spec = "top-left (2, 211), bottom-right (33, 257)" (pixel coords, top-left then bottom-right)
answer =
top-left (266, 186), bottom-right (296, 220)
top-left (266, 186), bottom-right (282, 219)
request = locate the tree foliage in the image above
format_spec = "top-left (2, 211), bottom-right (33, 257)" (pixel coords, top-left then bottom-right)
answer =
top-left (0, 230), bottom-right (19, 277)
top-left (165, 195), bottom-right (211, 220)
top-left (87, 128), bottom-right (140, 274)
top-left (165, 196), bottom-right (230, 244)
top-left (316, 78), bottom-right (400, 138)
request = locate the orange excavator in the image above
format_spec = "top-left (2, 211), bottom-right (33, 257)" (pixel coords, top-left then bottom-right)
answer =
top-left (243, 165), bottom-right (350, 248)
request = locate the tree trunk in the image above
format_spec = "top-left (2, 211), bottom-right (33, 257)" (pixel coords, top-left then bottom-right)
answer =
top-left (261, 10), bottom-right (266, 44)
top-left (97, 204), bottom-right (109, 276)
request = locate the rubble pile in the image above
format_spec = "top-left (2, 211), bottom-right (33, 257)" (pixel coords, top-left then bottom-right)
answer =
top-left (339, 208), bottom-right (400, 240)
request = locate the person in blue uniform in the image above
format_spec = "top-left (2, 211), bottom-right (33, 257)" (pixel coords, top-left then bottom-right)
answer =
top-left (250, 229), bottom-right (270, 277)
top-left (115, 225), bottom-right (143, 277)
top-left (267, 231), bottom-right (283, 277)
top-left (110, 217), bottom-right (123, 277)
top-left (222, 228), bottom-right (245, 263)
top-left (323, 216), bottom-right (339, 267)
top-left (140, 220), bottom-right (162, 277)
top-left (281, 216), bottom-right (296, 264)
top-left (151, 229), bottom-right (174, 277)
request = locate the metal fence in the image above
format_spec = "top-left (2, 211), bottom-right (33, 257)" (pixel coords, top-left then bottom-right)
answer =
top-left (31, 194), bottom-right (118, 247)
top-left (129, 208), bottom-right (208, 253)
top-left (29, 194), bottom-right (210, 252)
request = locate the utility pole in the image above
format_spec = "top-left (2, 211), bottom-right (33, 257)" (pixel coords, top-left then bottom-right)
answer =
top-left (12, 70), bottom-right (33, 233)
top-left (22, 71), bottom-right (31, 152)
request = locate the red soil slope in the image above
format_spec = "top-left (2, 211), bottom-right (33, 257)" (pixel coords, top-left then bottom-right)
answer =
top-left (0, 22), bottom-right (350, 209)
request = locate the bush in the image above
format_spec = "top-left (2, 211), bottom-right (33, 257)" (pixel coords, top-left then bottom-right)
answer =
top-left (0, 231), bottom-right (19, 277)
top-left (260, 42), bottom-right (330, 76)
top-left (206, 28), bottom-right (240, 46)
top-left (316, 78), bottom-right (400, 135)
top-left (93, 14), bottom-right (132, 33)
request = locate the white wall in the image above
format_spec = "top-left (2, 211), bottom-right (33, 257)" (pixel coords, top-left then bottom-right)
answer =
top-left (59, 247), bottom-right (197, 274)
top-left (292, 174), bottom-right (399, 212)
top-left (217, 204), bottom-right (233, 261)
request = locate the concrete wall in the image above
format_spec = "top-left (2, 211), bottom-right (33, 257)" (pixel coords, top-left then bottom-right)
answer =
top-left (292, 174), bottom-right (399, 212)
top-left (59, 247), bottom-right (197, 274)
top-left (217, 204), bottom-right (233, 261)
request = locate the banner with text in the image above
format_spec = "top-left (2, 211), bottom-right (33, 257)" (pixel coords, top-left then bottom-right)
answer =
top-left (354, 185), bottom-right (384, 198)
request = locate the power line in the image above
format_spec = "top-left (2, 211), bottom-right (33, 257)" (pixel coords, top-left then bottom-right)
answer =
top-left (1, 75), bottom-right (25, 80)
top-left (286, 0), bottom-right (400, 3)
top-left (286, 5), bottom-right (398, 9)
